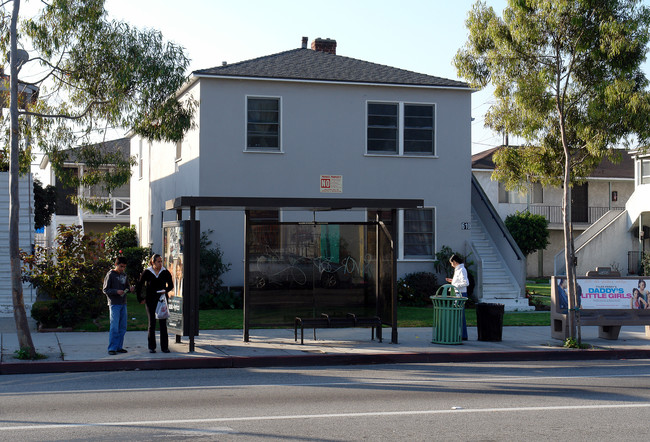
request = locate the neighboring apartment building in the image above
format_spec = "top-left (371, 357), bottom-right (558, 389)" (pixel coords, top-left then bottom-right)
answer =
top-left (0, 173), bottom-right (34, 316)
top-left (38, 138), bottom-right (131, 247)
top-left (565, 150), bottom-right (650, 277)
top-left (131, 37), bottom-right (475, 290)
top-left (472, 146), bottom-right (635, 277)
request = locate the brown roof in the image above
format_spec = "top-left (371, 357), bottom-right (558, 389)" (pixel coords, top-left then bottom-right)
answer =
top-left (471, 146), bottom-right (634, 179)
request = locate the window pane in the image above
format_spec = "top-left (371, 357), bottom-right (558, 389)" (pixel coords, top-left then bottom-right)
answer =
top-left (247, 98), bottom-right (280, 150)
top-left (404, 208), bottom-right (434, 257)
top-left (498, 182), bottom-right (509, 203)
top-left (531, 182), bottom-right (543, 204)
top-left (368, 103), bottom-right (398, 153)
top-left (642, 159), bottom-right (650, 185)
top-left (404, 104), bottom-right (434, 154)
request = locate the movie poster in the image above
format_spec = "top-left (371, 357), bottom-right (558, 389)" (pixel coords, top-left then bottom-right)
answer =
top-left (555, 277), bottom-right (650, 309)
top-left (163, 223), bottom-right (184, 332)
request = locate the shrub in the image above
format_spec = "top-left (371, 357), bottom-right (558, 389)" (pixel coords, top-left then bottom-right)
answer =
top-left (198, 230), bottom-right (232, 309)
top-left (104, 225), bottom-right (150, 284)
top-left (397, 272), bottom-right (439, 306)
top-left (22, 224), bottom-right (111, 327)
top-left (31, 300), bottom-right (60, 328)
top-left (121, 246), bottom-right (152, 285)
top-left (200, 288), bottom-right (242, 310)
top-left (104, 225), bottom-right (138, 258)
top-left (505, 211), bottom-right (550, 256)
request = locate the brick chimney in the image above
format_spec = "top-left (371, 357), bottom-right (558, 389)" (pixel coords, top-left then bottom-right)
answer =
top-left (302, 36), bottom-right (308, 49)
top-left (311, 38), bottom-right (336, 55)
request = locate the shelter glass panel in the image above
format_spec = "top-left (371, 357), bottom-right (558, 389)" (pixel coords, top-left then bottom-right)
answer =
top-left (246, 222), bottom-right (393, 327)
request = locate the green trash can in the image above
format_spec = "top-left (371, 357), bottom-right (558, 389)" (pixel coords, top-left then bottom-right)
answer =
top-left (430, 284), bottom-right (467, 345)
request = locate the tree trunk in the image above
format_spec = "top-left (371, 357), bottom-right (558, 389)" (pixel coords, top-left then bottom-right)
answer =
top-left (9, 0), bottom-right (36, 358)
top-left (562, 155), bottom-right (577, 340)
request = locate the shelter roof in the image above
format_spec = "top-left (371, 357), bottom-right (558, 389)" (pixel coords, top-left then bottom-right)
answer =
top-left (166, 196), bottom-right (424, 212)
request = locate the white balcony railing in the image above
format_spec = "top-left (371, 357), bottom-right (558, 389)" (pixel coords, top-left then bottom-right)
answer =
top-left (528, 205), bottom-right (624, 224)
top-left (80, 196), bottom-right (130, 219)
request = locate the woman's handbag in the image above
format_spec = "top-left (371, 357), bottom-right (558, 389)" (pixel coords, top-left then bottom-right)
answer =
top-left (155, 294), bottom-right (170, 319)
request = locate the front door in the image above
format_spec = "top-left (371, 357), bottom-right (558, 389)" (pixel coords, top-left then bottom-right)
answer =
top-left (571, 183), bottom-right (589, 223)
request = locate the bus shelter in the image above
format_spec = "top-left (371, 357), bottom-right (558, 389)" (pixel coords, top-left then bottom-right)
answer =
top-left (165, 196), bottom-right (423, 347)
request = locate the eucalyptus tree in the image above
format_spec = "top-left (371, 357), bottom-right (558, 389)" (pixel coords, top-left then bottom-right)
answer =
top-left (2, 0), bottom-right (195, 356)
top-left (455, 0), bottom-right (650, 341)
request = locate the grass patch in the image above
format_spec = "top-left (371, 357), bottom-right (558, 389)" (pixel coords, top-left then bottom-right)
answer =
top-left (526, 279), bottom-right (551, 310)
top-left (14, 347), bottom-right (47, 360)
top-left (75, 296), bottom-right (243, 331)
top-left (75, 282), bottom-right (552, 331)
top-left (398, 306), bottom-right (549, 327)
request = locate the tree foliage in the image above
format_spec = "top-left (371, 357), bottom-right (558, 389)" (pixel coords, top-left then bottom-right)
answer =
top-left (455, 0), bottom-right (650, 340)
top-left (1, 0), bottom-right (195, 199)
top-left (2, 0), bottom-right (195, 354)
top-left (505, 210), bottom-right (550, 256)
top-left (33, 178), bottom-right (56, 230)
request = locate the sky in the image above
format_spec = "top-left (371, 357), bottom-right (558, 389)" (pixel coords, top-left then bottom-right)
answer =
top-left (18, 0), bottom-right (650, 155)
top-left (101, 0), bottom-right (509, 153)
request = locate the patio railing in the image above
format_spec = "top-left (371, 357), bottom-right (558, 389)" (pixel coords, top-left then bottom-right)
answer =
top-left (528, 205), bottom-right (624, 224)
top-left (80, 196), bottom-right (130, 219)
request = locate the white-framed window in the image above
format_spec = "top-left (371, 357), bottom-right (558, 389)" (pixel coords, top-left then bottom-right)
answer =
top-left (531, 182), bottom-right (543, 204)
top-left (138, 139), bottom-right (143, 180)
top-left (402, 208), bottom-right (436, 259)
top-left (175, 140), bottom-right (182, 162)
top-left (247, 96), bottom-right (281, 151)
top-left (498, 181), bottom-right (542, 204)
top-left (641, 158), bottom-right (650, 185)
top-left (367, 101), bottom-right (435, 155)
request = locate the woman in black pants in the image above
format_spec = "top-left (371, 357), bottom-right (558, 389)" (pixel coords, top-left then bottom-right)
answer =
top-left (136, 254), bottom-right (174, 353)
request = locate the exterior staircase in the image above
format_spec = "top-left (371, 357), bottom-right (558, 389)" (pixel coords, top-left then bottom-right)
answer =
top-left (470, 211), bottom-right (534, 311)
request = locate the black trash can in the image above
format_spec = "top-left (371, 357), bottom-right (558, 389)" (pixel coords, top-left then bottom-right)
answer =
top-left (476, 303), bottom-right (504, 341)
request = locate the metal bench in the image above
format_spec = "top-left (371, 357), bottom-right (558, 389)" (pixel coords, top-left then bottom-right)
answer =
top-left (551, 286), bottom-right (650, 340)
top-left (294, 313), bottom-right (382, 344)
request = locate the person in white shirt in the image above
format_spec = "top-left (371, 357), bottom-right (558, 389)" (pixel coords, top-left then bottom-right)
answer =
top-left (445, 254), bottom-right (469, 340)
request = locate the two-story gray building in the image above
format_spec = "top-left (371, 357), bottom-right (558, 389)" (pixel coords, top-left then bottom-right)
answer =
top-left (131, 37), bottom-right (529, 309)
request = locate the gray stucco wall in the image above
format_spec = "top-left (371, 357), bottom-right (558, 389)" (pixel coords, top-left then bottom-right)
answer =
top-left (133, 77), bottom-right (473, 287)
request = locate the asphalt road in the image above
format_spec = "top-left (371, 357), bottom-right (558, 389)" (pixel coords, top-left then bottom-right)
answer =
top-left (1, 360), bottom-right (650, 441)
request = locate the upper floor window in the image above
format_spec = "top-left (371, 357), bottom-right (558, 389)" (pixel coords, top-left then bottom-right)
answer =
top-left (641, 159), bottom-right (650, 185)
top-left (138, 139), bottom-right (143, 179)
top-left (55, 167), bottom-right (78, 216)
top-left (247, 97), bottom-right (280, 151)
top-left (175, 140), bottom-right (182, 162)
top-left (498, 182), bottom-right (542, 204)
top-left (367, 102), bottom-right (435, 156)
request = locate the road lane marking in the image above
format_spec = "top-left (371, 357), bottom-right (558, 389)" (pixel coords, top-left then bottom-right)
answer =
top-left (2, 403), bottom-right (650, 431)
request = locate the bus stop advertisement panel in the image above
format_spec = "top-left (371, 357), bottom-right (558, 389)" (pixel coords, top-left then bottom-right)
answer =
top-left (163, 220), bottom-right (200, 350)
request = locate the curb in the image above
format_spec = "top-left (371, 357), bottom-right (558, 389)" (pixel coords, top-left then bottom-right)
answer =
top-left (3, 348), bottom-right (650, 375)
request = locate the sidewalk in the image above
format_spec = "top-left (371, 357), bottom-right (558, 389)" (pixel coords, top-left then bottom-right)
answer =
top-left (2, 320), bottom-right (650, 374)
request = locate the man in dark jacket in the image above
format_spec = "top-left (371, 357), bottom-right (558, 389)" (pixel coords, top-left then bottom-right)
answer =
top-left (103, 256), bottom-right (133, 355)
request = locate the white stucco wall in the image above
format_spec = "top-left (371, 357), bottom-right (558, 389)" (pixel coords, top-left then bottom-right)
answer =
top-left (131, 81), bottom-right (202, 250)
